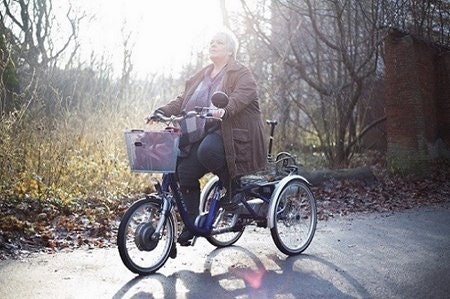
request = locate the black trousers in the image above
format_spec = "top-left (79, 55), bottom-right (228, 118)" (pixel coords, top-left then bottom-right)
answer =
top-left (176, 132), bottom-right (229, 220)
top-left (177, 131), bottom-right (229, 193)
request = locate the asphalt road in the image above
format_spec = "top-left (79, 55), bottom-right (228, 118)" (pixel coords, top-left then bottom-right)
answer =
top-left (1, 202), bottom-right (449, 299)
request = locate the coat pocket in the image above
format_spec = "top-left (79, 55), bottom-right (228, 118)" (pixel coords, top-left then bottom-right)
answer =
top-left (232, 129), bottom-right (251, 162)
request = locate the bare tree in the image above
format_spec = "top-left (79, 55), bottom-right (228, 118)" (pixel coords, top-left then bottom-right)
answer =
top-left (0, 0), bottom-right (80, 70)
top-left (380, 0), bottom-right (450, 46)
top-left (0, 25), bottom-right (20, 113)
top-left (0, 0), bottom-right (84, 117)
top-left (118, 23), bottom-right (134, 102)
top-left (239, 0), bottom-right (387, 167)
top-left (219, 0), bottom-right (231, 27)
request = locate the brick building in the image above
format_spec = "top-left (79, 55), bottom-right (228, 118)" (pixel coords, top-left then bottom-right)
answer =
top-left (384, 29), bottom-right (450, 173)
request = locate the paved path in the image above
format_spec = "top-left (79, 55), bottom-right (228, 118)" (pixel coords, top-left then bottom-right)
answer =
top-left (1, 202), bottom-right (449, 298)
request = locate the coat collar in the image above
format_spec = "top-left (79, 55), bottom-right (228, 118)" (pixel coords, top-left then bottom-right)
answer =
top-left (202, 58), bottom-right (241, 75)
top-left (185, 59), bottom-right (242, 99)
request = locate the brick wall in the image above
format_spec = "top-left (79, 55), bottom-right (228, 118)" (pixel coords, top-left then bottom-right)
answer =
top-left (384, 30), bottom-right (450, 174)
top-left (436, 53), bottom-right (450, 150)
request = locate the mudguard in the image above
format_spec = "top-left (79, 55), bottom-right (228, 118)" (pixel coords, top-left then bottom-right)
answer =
top-left (267, 175), bottom-right (312, 229)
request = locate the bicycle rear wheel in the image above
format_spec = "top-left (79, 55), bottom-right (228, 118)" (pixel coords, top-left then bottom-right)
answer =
top-left (270, 179), bottom-right (317, 255)
top-left (117, 196), bottom-right (176, 275)
top-left (200, 180), bottom-right (244, 247)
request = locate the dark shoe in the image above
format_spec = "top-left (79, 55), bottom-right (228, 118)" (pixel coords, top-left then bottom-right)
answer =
top-left (177, 227), bottom-right (194, 246)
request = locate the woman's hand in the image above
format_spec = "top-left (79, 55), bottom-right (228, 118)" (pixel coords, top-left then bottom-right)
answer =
top-left (211, 108), bottom-right (225, 119)
top-left (145, 109), bottom-right (166, 123)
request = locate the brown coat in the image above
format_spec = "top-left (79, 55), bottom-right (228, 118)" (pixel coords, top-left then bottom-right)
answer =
top-left (158, 59), bottom-right (268, 178)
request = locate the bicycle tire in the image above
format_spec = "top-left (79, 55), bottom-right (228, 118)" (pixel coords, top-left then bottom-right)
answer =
top-left (201, 180), bottom-right (244, 247)
top-left (117, 196), bottom-right (176, 275)
top-left (270, 179), bottom-right (317, 255)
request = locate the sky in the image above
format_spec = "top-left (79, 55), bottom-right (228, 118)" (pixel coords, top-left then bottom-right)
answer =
top-left (69, 0), bottom-right (236, 77)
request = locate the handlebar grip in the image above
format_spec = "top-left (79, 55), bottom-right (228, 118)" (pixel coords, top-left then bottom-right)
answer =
top-left (149, 114), bottom-right (162, 120)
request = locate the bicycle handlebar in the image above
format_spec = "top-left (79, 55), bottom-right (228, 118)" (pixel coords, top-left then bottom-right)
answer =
top-left (146, 107), bottom-right (223, 125)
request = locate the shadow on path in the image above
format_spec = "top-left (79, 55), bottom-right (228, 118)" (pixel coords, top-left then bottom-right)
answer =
top-left (112, 246), bottom-right (369, 298)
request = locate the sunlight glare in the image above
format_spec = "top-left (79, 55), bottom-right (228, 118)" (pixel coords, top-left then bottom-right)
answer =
top-left (75, 0), bottom-right (230, 77)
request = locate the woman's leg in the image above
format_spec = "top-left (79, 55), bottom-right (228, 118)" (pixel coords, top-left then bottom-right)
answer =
top-left (197, 132), bottom-right (230, 186)
top-left (198, 132), bottom-right (240, 210)
top-left (177, 143), bottom-right (207, 245)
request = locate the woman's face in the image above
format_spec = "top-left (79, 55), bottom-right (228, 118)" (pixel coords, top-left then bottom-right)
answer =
top-left (209, 33), bottom-right (231, 63)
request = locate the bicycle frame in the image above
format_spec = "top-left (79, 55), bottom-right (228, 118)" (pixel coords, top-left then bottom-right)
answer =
top-left (153, 170), bottom-right (286, 241)
top-left (154, 173), bottom-right (222, 237)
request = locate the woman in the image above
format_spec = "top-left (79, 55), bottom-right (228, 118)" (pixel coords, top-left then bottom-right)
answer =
top-left (153, 30), bottom-right (267, 245)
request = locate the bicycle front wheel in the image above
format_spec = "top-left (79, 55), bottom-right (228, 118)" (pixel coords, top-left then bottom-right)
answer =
top-left (117, 196), bottom-right (176, 275)
top-left (270, 179), bottom-right (317, 255)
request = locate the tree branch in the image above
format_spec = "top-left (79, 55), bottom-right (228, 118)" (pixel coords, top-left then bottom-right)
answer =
top-left (347, 115), bottom-right (387, 151)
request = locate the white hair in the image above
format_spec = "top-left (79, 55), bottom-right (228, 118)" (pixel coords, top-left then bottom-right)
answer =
top-left (212, 29), bottom-right (239, 59)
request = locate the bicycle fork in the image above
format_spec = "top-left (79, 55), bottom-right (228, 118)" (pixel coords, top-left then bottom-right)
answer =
top-left (149, 194), bottom-right (173, 242)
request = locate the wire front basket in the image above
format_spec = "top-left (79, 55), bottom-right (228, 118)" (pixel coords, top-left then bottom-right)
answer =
top-left (124, 129), bottom-right (180, 173)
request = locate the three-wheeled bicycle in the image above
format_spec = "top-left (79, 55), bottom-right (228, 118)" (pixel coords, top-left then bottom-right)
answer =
top-left (117, 92), bottom-right (317, 275)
